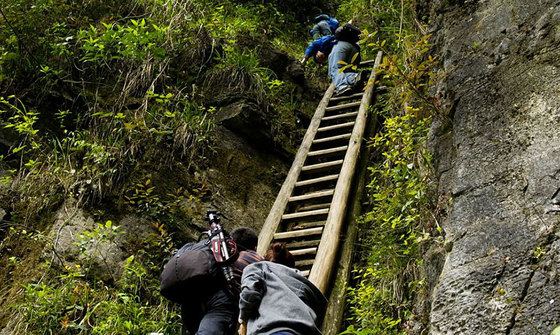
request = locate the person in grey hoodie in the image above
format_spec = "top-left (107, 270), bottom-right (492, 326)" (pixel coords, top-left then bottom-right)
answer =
top-left (237, 243), bottom-right (327, 335)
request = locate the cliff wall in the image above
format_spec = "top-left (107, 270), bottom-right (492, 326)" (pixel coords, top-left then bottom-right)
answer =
top-left (428, 0), bottom-right (560, 333)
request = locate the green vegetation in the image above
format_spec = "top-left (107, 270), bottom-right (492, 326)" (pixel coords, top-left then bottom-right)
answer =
top-left (0, 0), bottom-right (328, 332)
top-left (12, 222), bottom-right (180, 334)
top-left (336, 0), bottom-right (446, 334)
top-left (0, 0), bottom-right (324, 219)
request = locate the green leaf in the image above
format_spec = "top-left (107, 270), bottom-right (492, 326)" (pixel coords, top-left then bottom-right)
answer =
top-left (351, 52), bottom-right (359, 64)
top-left (12, 145), bottom-right (26, 153)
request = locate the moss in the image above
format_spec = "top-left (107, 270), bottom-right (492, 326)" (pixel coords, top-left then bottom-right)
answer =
top-left (0, 227), bottom-right (48, 328)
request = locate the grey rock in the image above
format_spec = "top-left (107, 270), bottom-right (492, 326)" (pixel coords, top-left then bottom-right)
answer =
top-left (425, 0), bottom-right (560, 334)
top-left (215, 100), bottom-right (276, 152)
top-left (0, 317), bottom-right (17, 335)
top-left (194, 126), bottom-right (286, 236)
top-left (45, 200), bottom-right (152, 282)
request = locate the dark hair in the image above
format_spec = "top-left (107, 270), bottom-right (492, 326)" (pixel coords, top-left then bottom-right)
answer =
top-left (314, 51), bottom-right (327, 64)
top-left (265, 242), bottom-right (295, 268)
top-left (230, 227), bottom-right (258, 251)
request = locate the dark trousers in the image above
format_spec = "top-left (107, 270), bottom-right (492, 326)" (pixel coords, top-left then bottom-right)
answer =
top-left (182, 289), bottom-right (237, 335)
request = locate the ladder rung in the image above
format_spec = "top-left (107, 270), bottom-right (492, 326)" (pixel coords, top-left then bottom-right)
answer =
top-left (298, 203), bottom-right (331, 212)
top-left (300, 270), bottom-right (310, 277)
top-left (317, 122), bottom-right (355, 132)
top-left (290, 220), bottom-right (327, 230)
top-left (322, 111), bottom-right (358, 121)
top-left (308, 146), bottom-right (348, 157)
top-left (296, 259), bottom-right (315, 267)
top-left (296, 174), bottom-right (339, 187)
top-left (313, 133), bottom-right (352, 144)
top-left (282, 208), bottom-right (329, 220)
top-left (291, 247), bottom-right (318, 256)
top-left (359, 59), bottom-right (375, 66)
top-left (286, 239), bottom-right (321, 249)
top-left (274, 227), bottom-right (324, 240)
top-left (289, 190), bottom-right (334, 202)
top-left (287, 220), bottom-right (327, 231)
top-left (329, 92), bottom-right (364, 102)
top-left (301, 160), bottom-right (343, 172)
top-left (325, 101), bottom-right (361, 112)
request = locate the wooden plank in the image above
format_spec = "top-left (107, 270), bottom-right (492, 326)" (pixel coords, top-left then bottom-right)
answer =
top-left (325, 101), bottom-right (361, 112)
top-left (274, 227), bottom-right (323, 240)
top-left (257, 84), bottom-right (335, 256)
top-left (301, 160), bottom-right (343, 172)
top-left (298, 203), bottom-right (331, 212)
top-left (317, 122), bottom-right (355, 132)
top-left (329, 92), bottom-right (363, 102)
top-left (282, 208), bottom-right (329, 220)
top-left (286, 239), bottom-right (321, 249)
top-left (289, 190), bottom-right (334, 202)
top-left (322, 112), bottom-right (358, 122)
top-left (308, 146), bottom-right (348, 157)
top-left (290, 247), bottom-right (317, 256)
top-left (296, 259), bottom-right (315, 267)
top-left (290, 220), bottom-right (327, 230)
top-left (309, 51), bottom-right (383, 293)
top-left (313, 133), bottom-right (352, 144)
top-left (296, 174), bottom-right (339, 187)
top-left (359, 59), bottom-right (376, 67)
top-left (301, 270), bottom-right (310, 277)
top-left (321, 74), bottom-right (379, 335)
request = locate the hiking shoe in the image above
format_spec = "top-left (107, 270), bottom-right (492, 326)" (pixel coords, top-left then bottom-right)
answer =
top-left (355, 71), bottom-right (363, 84)
top-left (335, 85), bottom-right (352, 96)
top-left (352, 71), bottom-right (365, 91)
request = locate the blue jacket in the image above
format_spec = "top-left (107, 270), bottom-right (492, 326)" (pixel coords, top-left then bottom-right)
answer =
top-left (304, 35), bottom-right (336, 59)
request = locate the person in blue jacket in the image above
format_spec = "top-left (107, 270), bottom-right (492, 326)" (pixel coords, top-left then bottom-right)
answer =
top-left (301, 23), bottom-right (363, 96)
top-left (300, 35), bottom-right (336, 65)
top-left (310, 14), bottom-right (339, 40)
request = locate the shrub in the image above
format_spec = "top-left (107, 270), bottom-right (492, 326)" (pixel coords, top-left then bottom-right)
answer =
top-left (13, 223), bottom-right (181, 334)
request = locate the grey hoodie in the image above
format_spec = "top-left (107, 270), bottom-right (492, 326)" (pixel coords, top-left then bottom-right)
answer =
top-left (239, 261), bottom-right (328, 335)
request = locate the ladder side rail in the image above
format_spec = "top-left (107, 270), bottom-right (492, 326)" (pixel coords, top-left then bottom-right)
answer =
top-left (257, 84), bottom-right (336, 256)
top-left (309, 51), bottom-right (383, 292)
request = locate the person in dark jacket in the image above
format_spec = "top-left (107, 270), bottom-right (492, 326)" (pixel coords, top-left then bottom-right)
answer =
top-left (310, 14), bottom-right (339, 40)
top-left (181, 227), bottom-right (263, 335)
top-left (237, 243), bottom-right (327, 335)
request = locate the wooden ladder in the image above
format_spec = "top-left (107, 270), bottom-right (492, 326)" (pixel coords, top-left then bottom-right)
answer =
top-left (257, 52), bottom-right (383, 293)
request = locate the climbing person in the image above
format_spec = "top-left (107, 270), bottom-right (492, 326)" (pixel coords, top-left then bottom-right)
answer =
top-left (310, 14), bottom-right (339, 40)
top-left (162, 224), bottom-right (263, 335)
top-left (229, 227), bottom-right (265, 297)
top-left (328, 23), bottom-right (362, 96)
top-left (237, 242), bottom-right (327, 335)
top-left (300, 34), bottom-right (337, 65)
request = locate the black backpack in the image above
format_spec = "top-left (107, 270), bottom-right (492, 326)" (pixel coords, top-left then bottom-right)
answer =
top-left (335, 23), bottom-right (361, 44)
top-left (160, 239), bottom-right (223, 304)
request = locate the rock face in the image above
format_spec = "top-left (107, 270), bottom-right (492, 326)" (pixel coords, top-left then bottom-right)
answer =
top-left (427, 0), bottom-right (560, 334)
top-left (45, 200), bottom-right (152, 282)
top-left (199, 126), bottom-right (288, 235)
